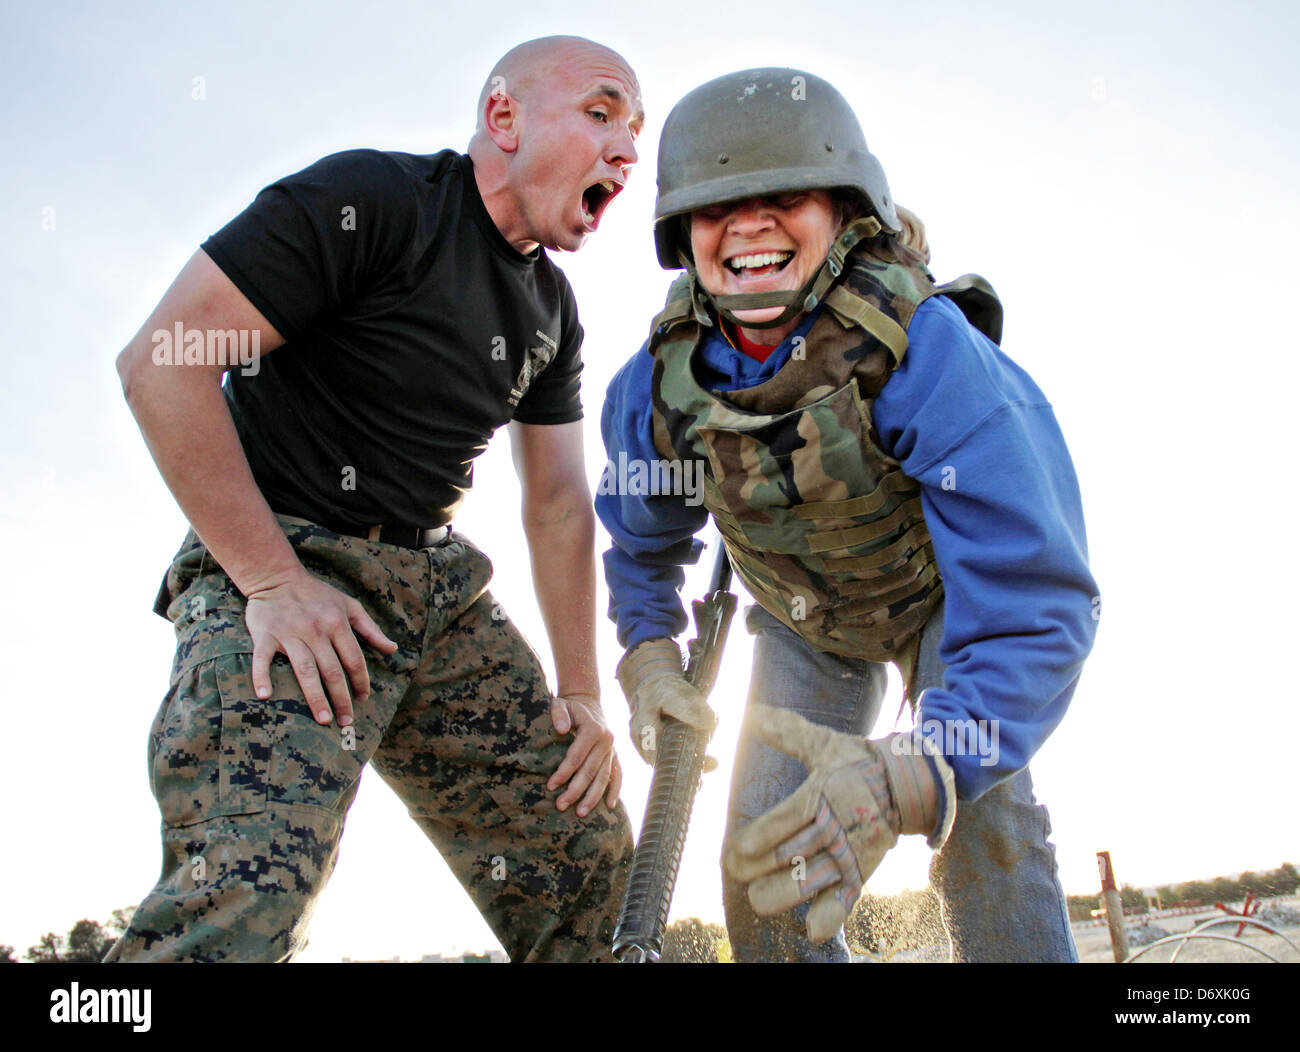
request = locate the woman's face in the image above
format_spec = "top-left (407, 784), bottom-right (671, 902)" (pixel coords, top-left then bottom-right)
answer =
top-left (689, 189), bottom-right (840, 343)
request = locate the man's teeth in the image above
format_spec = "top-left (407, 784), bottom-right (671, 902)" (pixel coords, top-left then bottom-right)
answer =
top-left (582, 181), bottom-right (617, 225)
top-left (728, 251), bottom-right (792, 271)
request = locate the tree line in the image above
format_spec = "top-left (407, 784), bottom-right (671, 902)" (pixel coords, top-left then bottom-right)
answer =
top-left (0, 908), bottom-right (133, 963)
top-left (1064, 862), bottom-right (1298, 921)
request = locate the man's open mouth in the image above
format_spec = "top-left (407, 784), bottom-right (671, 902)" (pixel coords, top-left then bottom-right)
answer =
top-left (725, 251), bottom-right (793, 277)
top-left (581, 180), bottom-right (622, 227)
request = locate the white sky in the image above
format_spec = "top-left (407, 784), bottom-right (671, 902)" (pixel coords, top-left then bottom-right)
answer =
top-left (1, 0), bottom-right (1297, 962)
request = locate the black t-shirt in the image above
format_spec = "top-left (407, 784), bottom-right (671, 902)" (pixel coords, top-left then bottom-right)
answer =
top-left (202, 149), bottom-right (584, 529)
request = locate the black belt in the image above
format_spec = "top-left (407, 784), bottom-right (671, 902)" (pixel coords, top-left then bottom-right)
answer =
top-left (358, 523), bottom-right (453, 549)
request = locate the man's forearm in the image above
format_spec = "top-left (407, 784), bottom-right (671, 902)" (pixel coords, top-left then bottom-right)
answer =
top-left (114, 248), bottom-right (305, 596)
top-left (118, 359), bottom-right (303, 596)
top-left (524, 501), bottom-right (600, 700)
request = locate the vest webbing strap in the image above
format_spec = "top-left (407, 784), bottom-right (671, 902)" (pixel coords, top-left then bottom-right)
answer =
top-left (723, 513), bottom-right (929, 597)
top-left (721, 541), bottom-right (783, 597)
top-left (793, 469), bottom-right (914, 520)
top-left (807, 496), bottom-right (922, 555)
top-left (821, 543), bottom-right (933, 594)
top-left (808, 519), bottom-right (904, 555)
top-left (833, 561), bottom-right (941, 619)
top-left (823, 285), bottom-right (910, 366)
top-left (817, 521), bottom-right (933, 580)
top-left (821, 540), bottom-right (935, 598)
top-left (710, 505), bottom-right (744, 540)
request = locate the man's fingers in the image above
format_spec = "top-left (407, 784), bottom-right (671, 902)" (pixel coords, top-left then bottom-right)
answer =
top-left (724, 780), bottom-right (821, 880)
top-left (550, 696), bottom-right (572, 737)
top-left (572, 746), bottom-right (613, 818)
top-left (282, 639), bottom-right (332, 724)
top-left (555, 740), bottom-right (597, 812)
top-left (309, 640), bottom-right (354, 728)
top-left (547, 720), bottom-right (589, 795)
top-left (556, 724), bottom-right (615, 814)
top-left (346, 599), bottom-right (398, 654)
top-left (330, 628), bottom-right (372, 717)
top-left (250, 635), bottom-right (277, 701)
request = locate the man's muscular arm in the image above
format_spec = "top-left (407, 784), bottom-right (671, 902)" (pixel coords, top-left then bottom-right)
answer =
top-left (115, 249), bottom-right (396, 725)
top-left (509, 419), bottom-right (621, 816)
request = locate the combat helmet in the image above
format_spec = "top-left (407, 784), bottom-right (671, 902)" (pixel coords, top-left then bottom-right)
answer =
top-left (653, 68), bottom-right (900, 328)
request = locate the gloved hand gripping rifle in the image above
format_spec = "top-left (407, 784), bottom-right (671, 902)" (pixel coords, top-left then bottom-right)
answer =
top-left (612, 545), bottom-right (736, 962)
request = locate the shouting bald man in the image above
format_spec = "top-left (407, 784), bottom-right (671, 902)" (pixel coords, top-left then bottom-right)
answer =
top-left (106, 36), bottom-right (643, 962)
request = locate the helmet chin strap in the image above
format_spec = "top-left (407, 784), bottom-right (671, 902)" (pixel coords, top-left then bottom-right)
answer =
top-left (684, 216), bottom-right (882, 330)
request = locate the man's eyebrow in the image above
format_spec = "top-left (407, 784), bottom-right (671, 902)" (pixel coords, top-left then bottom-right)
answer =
top-left (584, 84), bottom-right (646, 127)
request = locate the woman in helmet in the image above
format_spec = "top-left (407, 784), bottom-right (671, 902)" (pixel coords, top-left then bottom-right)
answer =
top-left (597, 69), bottom-right (1097, 962)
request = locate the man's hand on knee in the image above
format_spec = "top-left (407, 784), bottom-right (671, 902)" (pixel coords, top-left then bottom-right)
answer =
top-left (245, 567), bottom-right (398, 726)
top-left (547, 692), bottom-right (622, 817)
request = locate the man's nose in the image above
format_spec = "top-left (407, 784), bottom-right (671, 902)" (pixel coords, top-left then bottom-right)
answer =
top-left (609, 124), bottom-right (638, 169)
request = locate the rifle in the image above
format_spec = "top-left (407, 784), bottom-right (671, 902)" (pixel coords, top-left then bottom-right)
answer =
top-left (612, 544), bottom-right (737, 962)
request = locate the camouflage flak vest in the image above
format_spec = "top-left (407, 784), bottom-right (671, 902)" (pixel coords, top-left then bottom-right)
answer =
top-left (648, 245), bottom-right (1002, 693)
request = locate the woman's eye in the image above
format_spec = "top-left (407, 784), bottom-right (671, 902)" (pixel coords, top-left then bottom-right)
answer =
top-left (589, 110), bottom-right (609, 122)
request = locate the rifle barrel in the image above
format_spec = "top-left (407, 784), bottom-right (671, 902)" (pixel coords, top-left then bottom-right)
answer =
top-left (612, 542), bottom-right (735, 963)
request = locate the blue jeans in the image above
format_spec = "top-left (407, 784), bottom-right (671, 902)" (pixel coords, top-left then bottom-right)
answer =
top-left (722, 602), bottom-right (1078, 962)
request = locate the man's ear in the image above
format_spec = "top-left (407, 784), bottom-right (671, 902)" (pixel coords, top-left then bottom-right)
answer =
top-left (483, 91), bottom-right (521, 153)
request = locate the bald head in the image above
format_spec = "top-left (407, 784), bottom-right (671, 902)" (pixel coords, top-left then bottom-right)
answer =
top-left (467, 36), bottom-right (642, 253)
top-left (474, 36), bottom-right (639, 135)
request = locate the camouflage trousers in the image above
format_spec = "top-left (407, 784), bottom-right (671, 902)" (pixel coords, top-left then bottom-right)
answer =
top-left (105, 516), bottom-right (632, 963)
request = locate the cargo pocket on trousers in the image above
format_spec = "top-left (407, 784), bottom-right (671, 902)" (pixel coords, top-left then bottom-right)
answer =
top-left (150, 653), bottom-right (270, 828)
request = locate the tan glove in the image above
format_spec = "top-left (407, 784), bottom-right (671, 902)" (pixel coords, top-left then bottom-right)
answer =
top-left (616, 638), bottom-right (718, 765)
top-left (895, 204), bottom-right (931, 264)
top-left (723, 706), bottom-right (955, 944)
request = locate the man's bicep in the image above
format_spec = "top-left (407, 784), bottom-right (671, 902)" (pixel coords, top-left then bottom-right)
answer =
top-left (118, 248), bottom-right (284, 384)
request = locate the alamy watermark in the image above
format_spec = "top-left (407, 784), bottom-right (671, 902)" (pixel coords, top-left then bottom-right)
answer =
top-left (597, 451), bottom-right (704, 507)
top-left (50, 983), bottom-right (151, 1031)
top-left (151, 323), bottom-right (261, 376)
top-left (891, 717), bottom-right (1000, 768)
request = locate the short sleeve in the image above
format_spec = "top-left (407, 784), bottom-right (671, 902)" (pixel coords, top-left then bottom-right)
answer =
top-left (201, 149), bottom-right (418, 343)
top-left (512, 277), bottom-right (585, 424)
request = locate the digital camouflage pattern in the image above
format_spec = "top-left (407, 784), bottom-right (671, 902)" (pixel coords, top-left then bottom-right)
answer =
top-left (104, 516), bottom-right (633, 963)
top-left (649, 244), bottom-right (1003, 692)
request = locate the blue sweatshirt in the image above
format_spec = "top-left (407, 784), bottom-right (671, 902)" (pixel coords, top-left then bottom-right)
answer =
top-left (596, 294), bottom-right (1098, 800)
